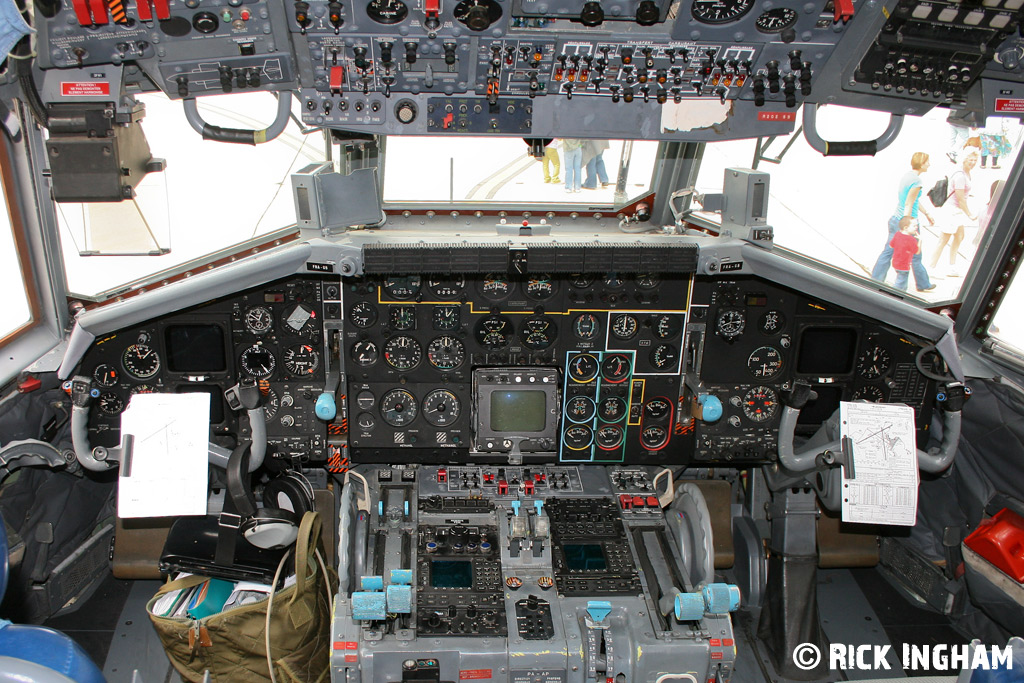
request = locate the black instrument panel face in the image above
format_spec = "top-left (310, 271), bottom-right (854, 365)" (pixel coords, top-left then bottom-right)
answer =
top-left (342, 273), bottom-right (691, 465)
top-left (79, 276), bottom-right (335, 463)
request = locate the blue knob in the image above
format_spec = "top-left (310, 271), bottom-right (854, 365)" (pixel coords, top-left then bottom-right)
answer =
top-left (386, 585), bottom-right (412, 613)
top-left (352, 591), bottom-right (387, 620)
top-left (702, 583), bottom-right (741, 613)
top-left (511, 500), bottom-right (521, 516)
top-left (698, 394), bottom-right (723, 422)
top-left (586, 600), bottom-right (612, 623)
top-left (674, 592), bottom-right (705, 621)
top-left (534, 500), bottom-right (544, 516)
top-left (315, 392), bottom-right (337, 420)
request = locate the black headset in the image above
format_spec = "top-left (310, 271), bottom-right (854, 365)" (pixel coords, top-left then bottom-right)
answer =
top-left (226, 446), bottom-right (314, 550)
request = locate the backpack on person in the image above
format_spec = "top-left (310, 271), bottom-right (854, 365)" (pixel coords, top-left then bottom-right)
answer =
top-left (928, 176), bottom-right (949, 207)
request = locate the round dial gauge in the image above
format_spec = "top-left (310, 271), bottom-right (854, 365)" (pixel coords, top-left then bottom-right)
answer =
top-left (611, 314), bottom-right (639, 340)
top-left (479, 275), bottom-right (512, 301)
top-left (635, 273), bottom-right (660, 290)
top-left (525, 274), bottom-right (557, 301)
top-left (262, 388), bottom-right (280, 421)
top-left (601, 353), bottom-right (632, 383)
top-left (244, 306), bottom-right (274, 334)
top-left (747, 346), bottom-right (783, 379)
top-left (568, 353), bottom-right (600, 383)
top-left (240, 344), bottom-right (276, 377)
top-left (428, 277), bottom-right (466, 299)
top-left (130, 384), bottom-right (157, 395)
top-left (854, 385), bottom-right (886, 402)
top-left (284, 344), bottom-right (320, 376)
top-left (742, 386), bottom-right (779, 422)
top-left (599, 395), bottom-right (627, 422)
top-left (521, 317), bottom-right (557, 350)
top-left (650, 344), bottom-right (679, 370)
top-left (644, 397), bottom-right (672, 420)
top-left (351, 340), bottom-right (379, 366)
top-left (98, 392), bottom-right (124, 416)
top-left (380, 389), bottom-right (418, 427)
top-left (596, 424), bottom-right (624, 450)
top-left (566, 395), bottom-right (597, 423)
top-left (422, 389), bottom-right (462, 427)
top-left (755, 7), bottom-right (798, 32)
top-left (349, 302), bottom-right (378, 329)
top-left (122, 344), bottom-right (161, 380)
top-left (570, 274), bottom-right (596, 289)
top-left (383, 276), bottom-right (422, 300)
top-left (564, 424), bottom-right (594, 451)
top-left (93, 363), bottom-right (119, 387)
top-left (383, 336), bottom-right (423, 370)
top-left (389, 305), bottom-right (416, 331)
top-left (653, 314), bottom-right (683, 340)
top-left (856, 345), bottom-right (891, 380)
top-left (603, 273), bottom-right (624, 289)
top-left (759, 309), bottom-right (785, 335)
top-left (691, 0), bottom-right (754, 24)
top-left (475, 315), bottom-right (514, 348)
top-left (641, 424), bottom-right (669, 450)
top-left (716, 309), bottom-right (746, 339)
top-left (432, 305), bottom-right (460, 331)
top-left (427, 336), bottom-right (465, 370)
top-left (283, 302), bottom-right (317, 335)
top-left (573, 313), bottom-right (601, 340)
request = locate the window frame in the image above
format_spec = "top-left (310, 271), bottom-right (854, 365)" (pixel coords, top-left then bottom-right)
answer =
top-left (0, 132), bottom-right (41, 347)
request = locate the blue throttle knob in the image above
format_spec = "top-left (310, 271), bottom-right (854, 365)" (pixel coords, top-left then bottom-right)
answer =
top-left (674, 592), bottom-right (705, 621)
top-left (702, 583), bottom-right (741, 613)
top-left (315, 392), bottom-right (337, 420)
top-left (698, 394), bottom-right (723, 422)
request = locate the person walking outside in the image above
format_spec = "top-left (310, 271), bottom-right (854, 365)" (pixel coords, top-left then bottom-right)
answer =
top-left (869, 152), bottom-right (936, 292)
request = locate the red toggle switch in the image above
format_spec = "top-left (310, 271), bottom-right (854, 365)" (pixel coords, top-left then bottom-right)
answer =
top-left (73, 0), bottom-right (109, 25)
top-left (437, 467), bottom-right (447, 483)
top-left (330, 66), bottom-right (345, 92)
top-left (524, 481), bottom-right (534, 495)
top-left (498, 480), bottom-right (509, 495)
top-left (425, 0), bottom-right (439, 23)
top-left (646, 496), bottom-right (659, 508)
top-left (442, 112), bottom-right (454, 129)
top-left (833, 0), bottom-right (853, 22)
top-left (135, 0), bottom-right (152, 21)
top-left (619, 494), bottom-right (633, 510)
top-left (632, 496), bottom-right (645, 508)
top-left (152, 0), bottom-right (170, 19)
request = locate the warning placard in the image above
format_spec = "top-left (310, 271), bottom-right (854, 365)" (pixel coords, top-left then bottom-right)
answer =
top-left (994, 98), bottom-right (1024, 113)
top-left (61, 82), bottom-right (111, 97)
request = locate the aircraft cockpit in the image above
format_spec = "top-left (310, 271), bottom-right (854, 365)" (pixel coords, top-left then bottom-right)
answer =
top-left (1, 0), bottom-right (1024, 680)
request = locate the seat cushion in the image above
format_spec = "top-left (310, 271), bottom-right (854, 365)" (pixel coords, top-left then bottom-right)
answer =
top-left (0, 620), bottom-right (106, 683)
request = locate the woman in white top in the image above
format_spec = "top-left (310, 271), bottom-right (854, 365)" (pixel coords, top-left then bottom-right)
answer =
top-left (930, 151), bottom-right (978, 278)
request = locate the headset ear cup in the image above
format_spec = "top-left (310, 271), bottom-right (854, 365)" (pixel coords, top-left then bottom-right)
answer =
top-left (263, 473), bottom-right (315, 516)
top-left (241, 508), bottom-right (300, 549)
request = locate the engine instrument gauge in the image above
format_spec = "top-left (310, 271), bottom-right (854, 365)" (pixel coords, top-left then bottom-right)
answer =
top-left (383, 276), bottom-right (422, 300)
top-left (389, 305), bottom-right (417, 331)
top-left (854, 385), bottom-right (886, 402)
top-left (570, 274), bottom-right (596, 289)
top-left (244, 306), bottom-right (274, 334)
top-left (653, 314), bottom-right (683, 340)
top-left (599, 396), bottom-right (627, 422)
top-left (521, 317), bottom-right (557, 350)
top-left (428, 277), bottom-right (466, 299)
top-left (603, 273), bottom-right (624, 289)
top-left (422, 389), bottom-right (462, 427)
top-left (525, 274), bottom-right (557, 301)
top-left (610, 314), bottom-right (638, 340)
top-left (366, 0), bottom-right (408, 23)
top-left (122, 344), bottom-right (161, 380)
top-left (348, 302), bottom-right (378, 329)
top-left (262, 389), bottom-right (280, 421)
top-left (716, 309), bottom-right (746, 339)
top-left (566, 395), bottom-right (597, 423)
top-left (640, 424), bottom-right (669, 450)
top-left (98, 392), bottom-right (124, 416)
top-left (351, 340), bottom-right (380, 366)
top-left (691, 0), bottom-right (754, 24)
top-left (380, 389), bottom-right (418, 427)
top-left (596, 425), bottom-right (624, 450)
top-left (427, 336), bottom-right (465, 370)
top-left (755, 6), bottom-right (797, 32)
top-left (649, 344), bottom-right (679, 370)
top-left (856, 345), bottom-right (891, 380)
top-left (130, 384), bottom-right (157, 395)
top-left (239, 344), bottom-right (276, 377)
top-left (93, 363), bottom-right (119, 387)
top-left (644, 397), bottom-right (672, 420)
top-left (573, 313), bottom-right (601, 340)
top-left (568, 353), bottom-right (599, 382)
top-left (433, 305), bottom-right (460, 331)
top-left (479, 275), bottom-right (512, 301)
top-left (383, 336), bottom-right (423, 370)
top-left (742, 386), bottom-right (779, 422)
top-left (284, 344), bottom-right (320, 376)
top-left (475, 315), bottom-right (514, 348)
top-left (747, 346), bottom-right (783, 379)
top-left (601, 353), bottom-right (632, 383)
top-left (635, 273), bottom-right (660, 290)
top-left (759, 310), bottom-right (785, 335)
top-left (564, 424), bottom-right (594, 451)
top-left (283, 302), bottom-right (317, 335)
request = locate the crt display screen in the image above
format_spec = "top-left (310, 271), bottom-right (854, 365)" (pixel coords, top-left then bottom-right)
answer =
top-left (165, 325), bottom-right (226, 373)
top-left (430, 560), bottom-right (473, 588)
top-left (489, 390), bottom-right (546, 432)
top-left (564, 544), bottom-right (607, 571)
top-left (175, 385), bottom-right (226, 424)
top-left (797, 327), bottom-right (857, 375)
top-left (797, 384), bottom-right (843, 426)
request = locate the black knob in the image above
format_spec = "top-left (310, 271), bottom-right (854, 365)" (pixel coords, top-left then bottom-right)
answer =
top-left (788, 49), bottom-right (802, 71)
top-left (380, 41), bottom-right (393, 65)
top-left (635, 0), bottom-right (658, 25)
top-left (353, 46), bottom-right (368, 70)
top-left (526, 594), bottom-right (540, 610)
top-left (579, 1), bottom-right (603, 26)
top-left (443, 43), bottom-right (457, 65)
top-left (619, 47), bottom-right (633, 64)
top-left (176, 76), bottom-right (188, 97)
top-left (192, 10), bottom-right (218, 32)
top-left (461, 2), bottom-right (492, 30)
top-left (405, 41), bottom-right (418, 64)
